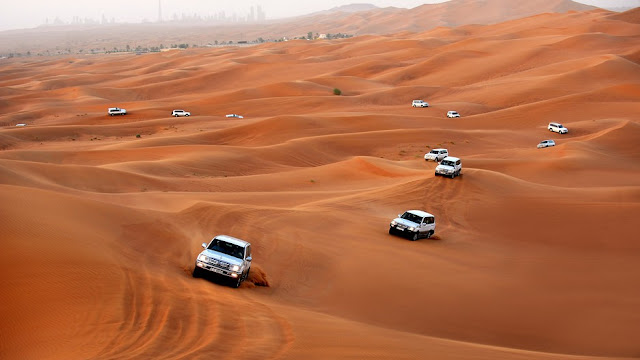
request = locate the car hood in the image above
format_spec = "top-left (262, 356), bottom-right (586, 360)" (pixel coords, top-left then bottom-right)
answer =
top-left (200, 249), bottom-right (243, 266)
top-left (392, 218), bottom-right (419, 227)
top-left (436, 164), bottom-right (454, 170)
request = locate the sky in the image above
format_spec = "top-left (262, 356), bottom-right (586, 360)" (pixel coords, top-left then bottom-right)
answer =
top-left (0, 0), bottom-right (638, 31)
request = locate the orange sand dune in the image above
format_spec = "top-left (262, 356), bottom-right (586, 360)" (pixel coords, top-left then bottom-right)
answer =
top-left (1, 6), bottom-right (640, 360)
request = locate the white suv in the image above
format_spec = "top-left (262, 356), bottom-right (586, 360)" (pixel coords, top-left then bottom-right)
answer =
top-left (424, 148), bottom-right (448, 162)
top-left (108, 107), bottom-right (127, 116)
top-left (172, 109), bottom-right (191, 117)
top-left (435, 156), bottom-right (462, 178)
top-left (548, 122), bottom-right (568, 134)
top-left (193, 235), bottom-right (252, 288)
top-left (447, 111), bottom-right (460, 118)
top-left (412, 100), bottom-right (429, 107)
top-left (537, 139), bottom-right (556, 148)
top-left (389, 210), bottom-right (436, 241)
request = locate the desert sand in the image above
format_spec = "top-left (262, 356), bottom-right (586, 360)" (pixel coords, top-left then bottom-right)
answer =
top-left (1, 5), bottom-right (639, 360)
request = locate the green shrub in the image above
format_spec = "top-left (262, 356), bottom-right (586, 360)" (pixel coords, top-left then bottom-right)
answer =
top-left (333, 88), bottom-right (342, 95)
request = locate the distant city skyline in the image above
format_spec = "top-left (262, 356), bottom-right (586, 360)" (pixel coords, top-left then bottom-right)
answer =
top-left (0, 0), bottom-right (638, 31)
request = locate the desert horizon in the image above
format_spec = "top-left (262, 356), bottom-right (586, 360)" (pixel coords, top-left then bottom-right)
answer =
top-left (0, 0), bottom-right (621, 57)
top-left (1, 2), bottom-right (639, 360)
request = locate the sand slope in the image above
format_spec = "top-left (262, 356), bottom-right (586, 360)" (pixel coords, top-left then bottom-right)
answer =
top-left (1, 7), bottom-right (640, 360)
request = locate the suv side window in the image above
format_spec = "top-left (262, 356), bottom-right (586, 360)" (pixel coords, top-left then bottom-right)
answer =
top-left (246, 245), bottom-right (251, 259)
top-left (424, 217), bottom-right (434, 224)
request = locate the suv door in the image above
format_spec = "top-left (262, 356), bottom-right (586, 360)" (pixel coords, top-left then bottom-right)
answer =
top-left (421, 216), bottom-right (435, 236)
top-left (424, 216), bottom-right (435, 230)
top-left (419, 217), bottom-right (428, 235)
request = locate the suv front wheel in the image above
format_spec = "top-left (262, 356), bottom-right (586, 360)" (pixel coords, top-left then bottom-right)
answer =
top-left (411, 232), bottom-right (419, 241)
top-left (192, 266), bottom-right (204, 278)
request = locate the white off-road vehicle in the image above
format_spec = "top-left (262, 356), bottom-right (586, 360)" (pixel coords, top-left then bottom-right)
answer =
top-left (193, 235), bottom-right (252, 288)
top-left (447, 111), bottom-right (460, 118)
top-left (537, 139), bottom-right (556, 148)
top-left (389, 210), bottom-right (436, 241)
top-left (548, 122), bottom-right (568, 134)
top-left (435, 156), bottom-right (462, 178)
top-left (172, 109), bottom-right (191, 117)
top-left (412, 100), bottom-right (429, 107)
top-left (424, 148), bottom-right (448, 162)
top-left (108, 107), bottom-right (127, 116)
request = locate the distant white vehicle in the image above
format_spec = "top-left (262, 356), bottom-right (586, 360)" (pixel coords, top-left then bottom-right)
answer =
top-left (548, 122), bottom-right (568, 134)
top-left (108, 107), bottom-right (127, 116)
top-left (424, 148), bottom-right (449, 162)
top-left (447, 111), bottom-right (460, 118)
top-left (172, 109), bottom-right (191, 117)
top-left (412, 100), bottom-right (429, 108)
top-left (226, 114), bottom-right (244, 118)
top-left (435, 156), bottom-right (462, 178)
top-left (537, 139), bottom-right (556, 148)
top-left (15, 123), bottom-right (27, 127)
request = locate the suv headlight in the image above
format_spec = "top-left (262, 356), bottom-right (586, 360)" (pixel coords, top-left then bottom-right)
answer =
top-left (390, 220), bottom-right (397, 226)
top-left (231, 265), bottom-right (240, 272)
top-left (198, 254), bottom-right (209, 262)
top-left (408, 227), bottom-right (416, 231)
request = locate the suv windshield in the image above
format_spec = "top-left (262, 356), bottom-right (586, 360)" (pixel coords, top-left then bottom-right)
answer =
top-left (441, 160), bottom-right (454, 166)
top-left (401, 212), bottom-right (423, 224)
top-left (208, 239), bottom-right (245, 259)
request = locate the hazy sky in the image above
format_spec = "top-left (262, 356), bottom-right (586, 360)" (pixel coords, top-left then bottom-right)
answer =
top-left (0, 0), bottom-right (638, 31)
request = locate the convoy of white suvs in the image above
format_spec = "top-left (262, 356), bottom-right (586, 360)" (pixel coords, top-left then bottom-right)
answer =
top-left (100, 100), bottom-right (568, 286)
top-left (106, 107), bottom-right (244, 119)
